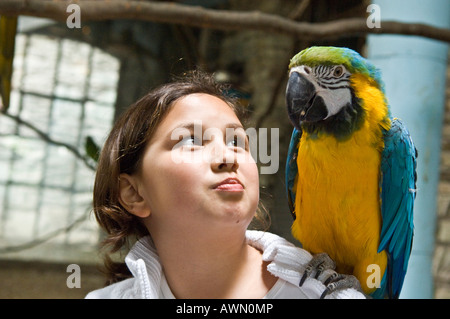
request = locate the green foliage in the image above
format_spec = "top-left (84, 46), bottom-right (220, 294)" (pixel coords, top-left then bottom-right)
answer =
top-left (85, 136), bottom-right (100, 163)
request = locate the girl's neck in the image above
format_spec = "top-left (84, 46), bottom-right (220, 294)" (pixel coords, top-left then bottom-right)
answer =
top-left (152, 228), bottom-right (276, 298)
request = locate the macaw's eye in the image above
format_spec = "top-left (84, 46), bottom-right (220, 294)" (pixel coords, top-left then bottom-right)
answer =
top-left (333, 66), bottom-right (344, 77)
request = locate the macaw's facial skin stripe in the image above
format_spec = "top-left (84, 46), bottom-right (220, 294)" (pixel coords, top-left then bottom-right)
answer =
top-left (299, 72), bottom-right (390, 143)
top-left (289, 46), bottom-right (384, 93)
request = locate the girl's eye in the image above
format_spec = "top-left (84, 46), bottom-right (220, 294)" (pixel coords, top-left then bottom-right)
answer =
top-left (180, 135), bottom-right (202, 147)
top-left (227, 135), bottom-right (247, 150)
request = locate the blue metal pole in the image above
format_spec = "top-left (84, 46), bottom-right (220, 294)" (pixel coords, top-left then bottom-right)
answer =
top-left (367, 0), bottom-right (450, 298)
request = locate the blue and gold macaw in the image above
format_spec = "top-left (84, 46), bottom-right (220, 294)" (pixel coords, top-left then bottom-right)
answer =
top-left (285, 46), bottom-right (417, 298)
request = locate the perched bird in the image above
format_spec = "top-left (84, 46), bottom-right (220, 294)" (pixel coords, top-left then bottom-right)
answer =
top-left (285, 46), bottom-right (417, 298)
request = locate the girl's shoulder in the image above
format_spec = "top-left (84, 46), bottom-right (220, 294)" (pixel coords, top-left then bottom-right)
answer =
top-left (246, 230), bottom-right (366, 299)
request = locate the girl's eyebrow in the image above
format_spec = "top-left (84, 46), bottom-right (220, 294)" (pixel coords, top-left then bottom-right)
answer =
top-left (171, 122), bottom-right (199, 131)
top-left (170, 122), bottom-right (244, 132)
top-left (166, 122), bottom-right (246, 144)
top-left (225, 123), bottom-right (245, 130)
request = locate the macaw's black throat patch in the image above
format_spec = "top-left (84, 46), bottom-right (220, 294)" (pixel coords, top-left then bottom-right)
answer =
top-left (301, 90), bottom-right (365, 141)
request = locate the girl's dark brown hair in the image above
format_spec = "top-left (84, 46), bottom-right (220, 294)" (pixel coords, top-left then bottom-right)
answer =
top-left (93, 70), bottom-right (268, 285)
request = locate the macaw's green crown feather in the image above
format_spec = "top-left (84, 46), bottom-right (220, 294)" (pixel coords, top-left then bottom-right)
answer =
top-left (289, 46), bottom-right (384, 92)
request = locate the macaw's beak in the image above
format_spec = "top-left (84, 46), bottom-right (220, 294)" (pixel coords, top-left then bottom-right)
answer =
top-left (286, 71), bottom-right (328, 129)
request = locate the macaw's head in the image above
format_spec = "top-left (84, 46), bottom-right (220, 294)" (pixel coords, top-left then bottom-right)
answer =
top-left (286, 46), bottom-right (388, 139)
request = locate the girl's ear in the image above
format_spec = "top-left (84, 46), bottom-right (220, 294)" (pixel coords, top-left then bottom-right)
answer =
top-left (118, 173), bottom-right (151, 218)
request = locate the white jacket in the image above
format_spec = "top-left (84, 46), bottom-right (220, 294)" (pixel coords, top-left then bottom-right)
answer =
top-left (85, 230), bottom-right (365, 299)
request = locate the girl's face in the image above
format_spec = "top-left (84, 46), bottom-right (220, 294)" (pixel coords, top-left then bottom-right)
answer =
top-left (135, 93), bottom-right (259, 236)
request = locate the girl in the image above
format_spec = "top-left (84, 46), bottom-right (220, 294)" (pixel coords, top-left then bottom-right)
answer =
top-left (86, 71), bottom-right (364, 299)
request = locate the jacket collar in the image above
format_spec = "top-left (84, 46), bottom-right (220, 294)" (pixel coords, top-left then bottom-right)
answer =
top-left (123, 230), bottom-right (315, 298)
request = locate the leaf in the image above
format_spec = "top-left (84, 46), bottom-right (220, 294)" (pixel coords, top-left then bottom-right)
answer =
top-left (85, 136), bottom-right (100, 162)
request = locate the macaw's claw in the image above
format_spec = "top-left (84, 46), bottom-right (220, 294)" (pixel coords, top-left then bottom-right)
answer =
top-left (299, 253), bottom-right (364, 299)
top-left (319, 273), bottom-right (363, 299)
top-left (299, 253), bottom-right (335, 287)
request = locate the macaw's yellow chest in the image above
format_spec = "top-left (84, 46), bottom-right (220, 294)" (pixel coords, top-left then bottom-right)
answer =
top-left (292, 129), bottom-right (385, 273)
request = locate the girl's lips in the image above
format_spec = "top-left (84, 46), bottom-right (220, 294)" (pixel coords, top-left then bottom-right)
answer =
top-left (213, 178), bottom-right (244, 191)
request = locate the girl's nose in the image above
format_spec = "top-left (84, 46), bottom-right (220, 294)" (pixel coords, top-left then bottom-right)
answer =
top-left (210, 142), bottom-right (239, 172)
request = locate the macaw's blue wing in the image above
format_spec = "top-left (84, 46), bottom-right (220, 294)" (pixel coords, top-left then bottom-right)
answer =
top-left (285, 128), bottom-right (302, 220)
top-left (376, 118), bottom-right (417, 299)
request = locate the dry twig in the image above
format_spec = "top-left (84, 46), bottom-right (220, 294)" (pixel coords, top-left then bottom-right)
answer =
top-left (0, 0), bottom-right (449, 43)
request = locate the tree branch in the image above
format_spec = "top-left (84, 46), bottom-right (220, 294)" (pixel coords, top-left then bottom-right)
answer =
top-left (0, 109), bottom-right (96, 171)
top-left (0, 0), bottom-right (449, 43)
top-left (0, 209), bottom-right (88, 254)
